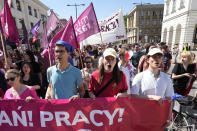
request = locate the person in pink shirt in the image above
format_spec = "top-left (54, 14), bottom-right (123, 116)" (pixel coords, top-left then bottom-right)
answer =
top-left (4, 69), bottom-right (39, 100)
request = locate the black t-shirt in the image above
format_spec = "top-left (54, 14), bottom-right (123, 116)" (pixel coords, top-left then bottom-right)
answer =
top-left (31, 62), bottom-right (41, 74)
top-left (0, 71), bottom-right (7, 93)
top-left (131, 51), bottom-right (144, 68)
top-left (172, 63), bottom-right (195, 88)
top-left (23, 74), bottom-right (41, 86)
top-left (162, 53), bottom-right (172, 71)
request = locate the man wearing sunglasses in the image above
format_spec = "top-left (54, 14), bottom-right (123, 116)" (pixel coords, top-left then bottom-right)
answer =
top-left (46, 40), bottom-right (84, 100)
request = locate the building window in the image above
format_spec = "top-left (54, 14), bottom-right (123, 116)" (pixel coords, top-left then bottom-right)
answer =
top-left (139, 19), bottom-right (143, 25)
top-left (28, 6), bottom-right (32, 16)
top-left (158, 29), bottom-right (161, 33)
top-left (30, 22), bottom-right (34, 29)
top-left (152, 19), bottom-right (156, 25)
top-left (146, 29), bottom-right (149, 34)
top-left (152, 29), bottom-right (156, 33)
top-left (34, 9), bottom-right (37, 18)
top-left (153, 11), bottom-right (157, 17)
top-left (41, 14), bottom-right (47, 22)
top-left (140, 11), bottom-right (143, 17)
top-left (20, 19), bottom-right (24, 29)
top-left (146, 10), bottom-right (150, 16)
top-left (172, 0), bottom-right (176, 13)
top-left (146, 20), bottom-right (150, 25)
top-left (16, 0), bottom-right (21, 11)
top-left (179, 0), bottom-right (185, 9)
top-left (159, 19), bottom-right (162, 25)
top-left (160, 10), bottom-right (163, 16)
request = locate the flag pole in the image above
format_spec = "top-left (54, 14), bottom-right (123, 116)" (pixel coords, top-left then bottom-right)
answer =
top-left (71, 16), bottom-right (85, 71)
top-left (91, 2), bottom-right (103, 44)
top-left (0, 32), bottom-right (7, 64)
top-left (0, 17), bottom-right (7, 64)
top-left (48, 46), bottom-right (52, 66)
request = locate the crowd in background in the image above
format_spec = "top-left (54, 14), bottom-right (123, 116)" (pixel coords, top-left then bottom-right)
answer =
top-left (0, 41), bottom-right (196, 102)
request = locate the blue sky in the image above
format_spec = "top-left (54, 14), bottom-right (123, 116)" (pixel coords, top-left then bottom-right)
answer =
top-left (40, 0), bottom-right (164, 21)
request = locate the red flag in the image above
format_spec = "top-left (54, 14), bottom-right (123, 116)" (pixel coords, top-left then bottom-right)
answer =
top-left (0, 0), bottom-right (19, 46)
top-left (74, 3), bottom-right (99, 42)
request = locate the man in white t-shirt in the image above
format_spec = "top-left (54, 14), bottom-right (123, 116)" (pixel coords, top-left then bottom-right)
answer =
top-left (130, 48), bottom-right (174, 104)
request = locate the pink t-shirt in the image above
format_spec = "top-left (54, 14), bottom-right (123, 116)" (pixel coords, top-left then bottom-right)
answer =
top-left (4, 86), bottom-right (39, 100)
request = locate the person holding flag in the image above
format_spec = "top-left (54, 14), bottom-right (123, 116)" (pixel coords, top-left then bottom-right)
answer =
top-left (30, 20), bottom-right (41, 44)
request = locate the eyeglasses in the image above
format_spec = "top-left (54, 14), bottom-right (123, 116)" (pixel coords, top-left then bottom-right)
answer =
top-left (55, 50), bottom-right (66, 54)
top-left (85, 61), bottom-right (92, 63)
top-left (6, 77), bottom-right (16, 82)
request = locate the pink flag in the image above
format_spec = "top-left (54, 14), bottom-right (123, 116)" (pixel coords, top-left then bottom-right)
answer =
top-left (42, 16), bottom-right (77, 65)
top-left (49, 16), bottom-right (78, 49)
top-left (41, 10), bottom-right (62, 49)
top-left (74, 2), bottom-right (99, 42)
top-left (0, 0), bottom-right (19, 45)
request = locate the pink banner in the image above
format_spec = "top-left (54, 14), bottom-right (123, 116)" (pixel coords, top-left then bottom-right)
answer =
top-left (0, 97), bottom-right (170, 131)
top-left (74, 3), bottom-right (99, 42)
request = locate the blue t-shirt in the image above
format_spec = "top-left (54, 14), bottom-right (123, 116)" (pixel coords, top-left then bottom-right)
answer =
top-left (47, 65), bottom-right (82, 99)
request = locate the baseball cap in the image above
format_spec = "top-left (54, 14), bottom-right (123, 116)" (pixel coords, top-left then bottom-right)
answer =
top-left (56, 40), bottom-right (73, 54)
top-left (103, 48), bottom-right (117, 58)
top-left (148, 48), bottom-right (163, 56)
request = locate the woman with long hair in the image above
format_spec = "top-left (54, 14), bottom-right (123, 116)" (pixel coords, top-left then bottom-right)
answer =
top-left (88, 48), bottom-right (128, 98)
top-left (4, 69), bottom-right (39, 100)
top-left (172, 51), bottom-right (196, 96)
top-left (21, 62), bottom-right (41, 93)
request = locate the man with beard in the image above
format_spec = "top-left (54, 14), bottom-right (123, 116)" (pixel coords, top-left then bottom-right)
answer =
top-left (129, 48), bottom-right (174, 104)
top-left (46, 40), bottom-right (84, 99)
top-left (81, 56), bottom-right (95, 98)
top-left (88, 48), bottom-right (128, 98)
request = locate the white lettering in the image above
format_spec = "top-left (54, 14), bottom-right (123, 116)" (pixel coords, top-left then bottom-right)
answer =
top-left (0, 111), bottom-right (13, 126)
top-left (90, 110), bottom-right (103, 126)
top-left (103, 108), bottom-right (119, 125)
top-left (40, 111), bottom-right (53, 127)
top-left (12, 111), bottom-right (27, 126)
top-left (55, 111), bottom-right (71, 126)
top-left (72, 111), bottom-right (90, 125)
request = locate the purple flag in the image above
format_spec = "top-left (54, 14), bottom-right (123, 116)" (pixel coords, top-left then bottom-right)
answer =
top-left (31, 20), bottom-right (41, 36)
top-left (0, 0), bottom-right (20, 46)
top-left (30, 20), bottom-right (41, 43)
top-left (74, 3), bottom-right (99, 42)
top-left (41, 10), bottom-right (62, 49)
top-left (19, 19), bottom-right (28, 45)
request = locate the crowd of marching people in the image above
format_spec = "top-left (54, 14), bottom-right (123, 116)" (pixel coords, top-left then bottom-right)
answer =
top-left (0, 41), bottom-right (196, 104)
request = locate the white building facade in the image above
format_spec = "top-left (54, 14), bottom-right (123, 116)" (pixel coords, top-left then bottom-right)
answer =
top-left (0, 0), bottom-right (49, 37)
top-left (161, 0), bottom-right (197, 50)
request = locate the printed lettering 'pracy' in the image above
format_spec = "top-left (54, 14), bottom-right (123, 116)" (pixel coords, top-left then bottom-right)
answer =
top-left (0, 108), bottom-right (125, 128)
top-left (40, 108), bottom-right (125, 127)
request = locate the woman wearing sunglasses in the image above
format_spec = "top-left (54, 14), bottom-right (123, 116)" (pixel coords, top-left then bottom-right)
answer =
top-left (3, 69), bottom-right (39, 101)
